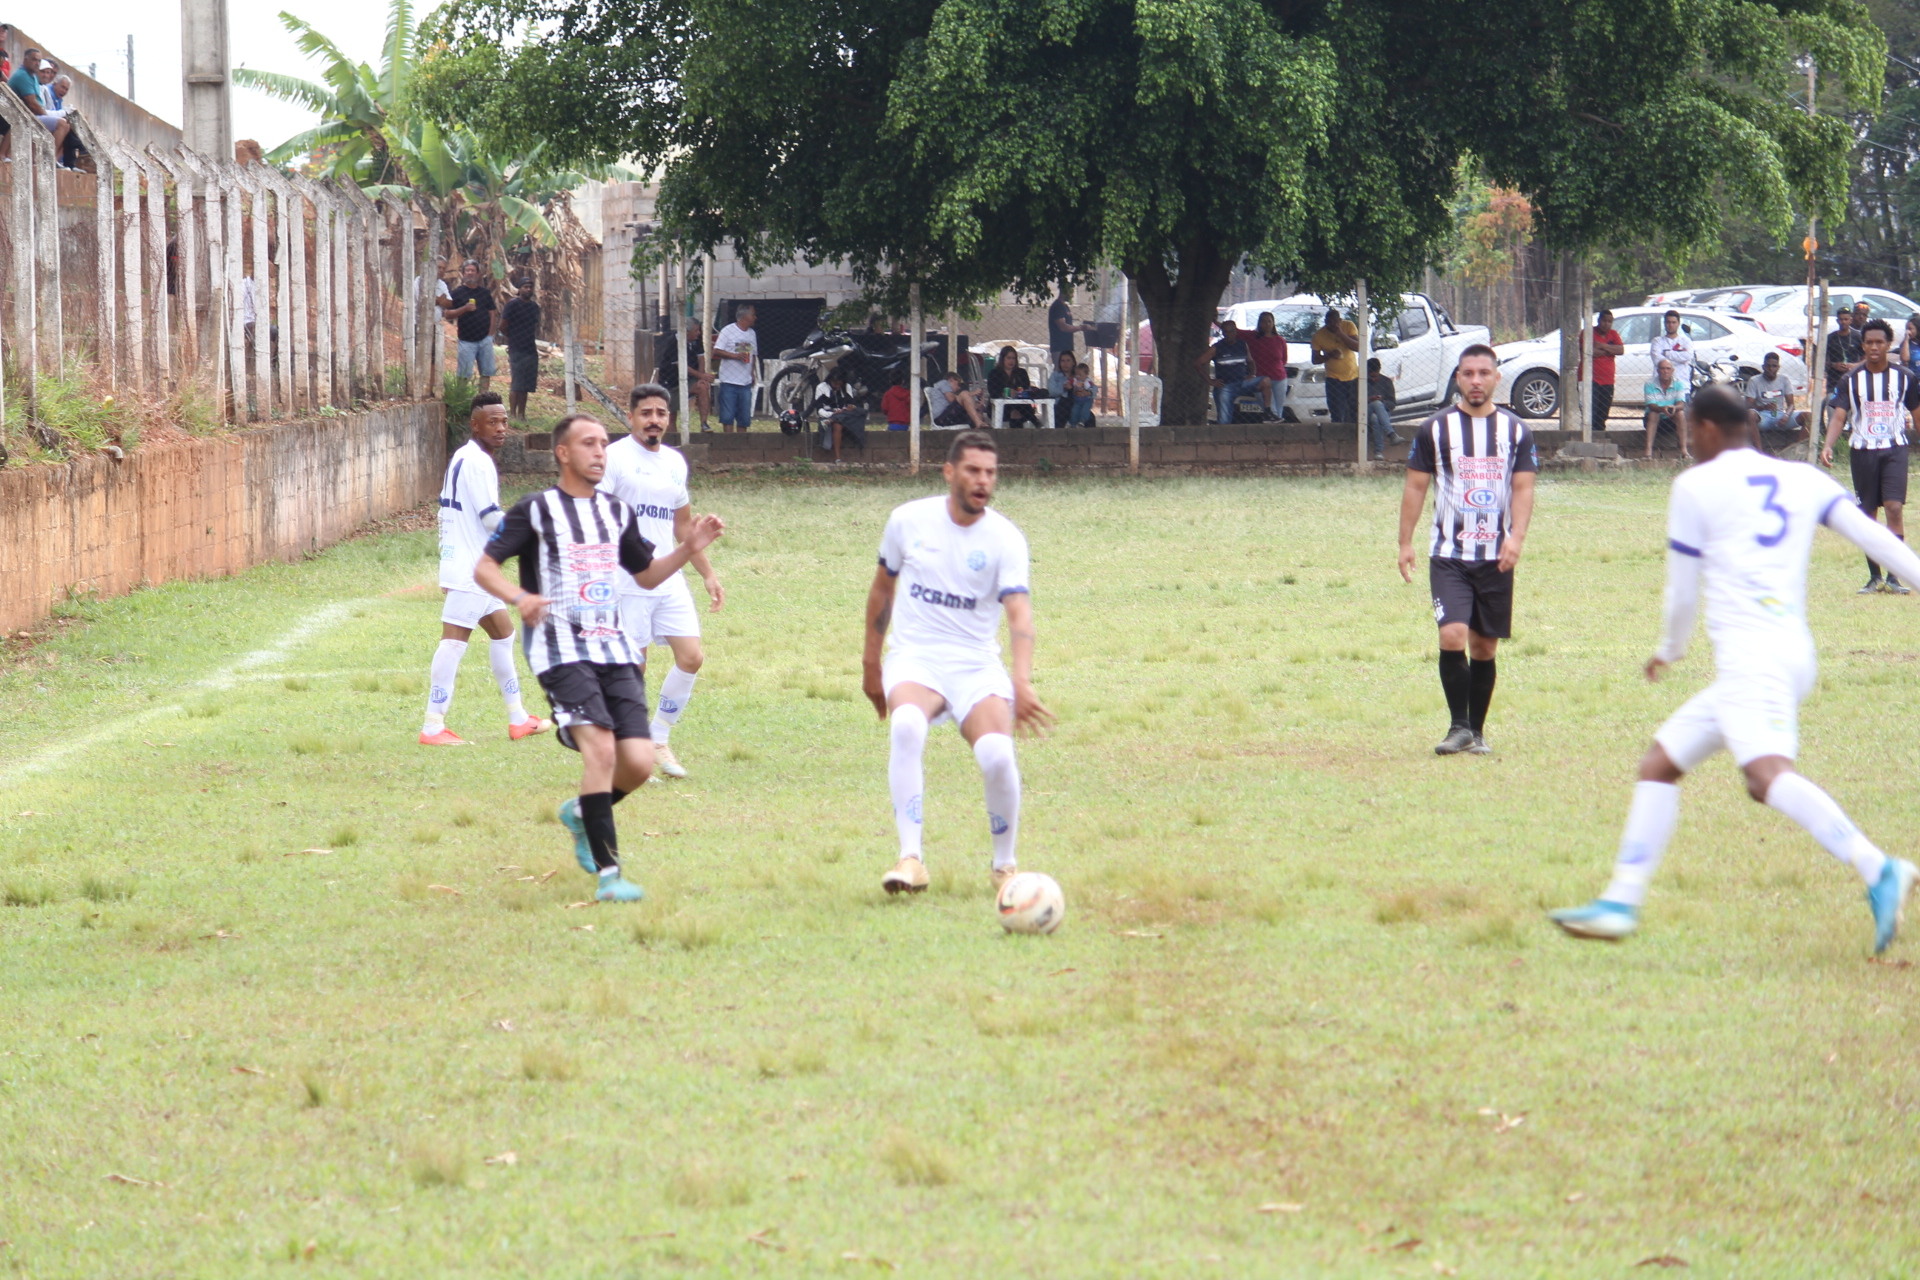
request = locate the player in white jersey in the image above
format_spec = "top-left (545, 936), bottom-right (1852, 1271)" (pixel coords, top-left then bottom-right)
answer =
top-left (863, 431), bottom-right (1054, 895)
top-left (419, 392), bottom-right (551, 746)
top-left (1551, 387), bottom-right (1919, 954)
top-left (1819, 317), bottom-right (1920, 594)
top-left (598, 383), bottom-right (725, 779)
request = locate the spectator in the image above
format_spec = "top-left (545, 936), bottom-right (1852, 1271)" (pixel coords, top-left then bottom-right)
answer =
top-left (987, 346), bottom-right (1040, 427)
top-left (1852, 300), bottom-right (1870, 335)
top-left (1649, 310), bottom-right (1695, 384)
top-left (1048, 350), bottom-right (1078, 426)
top-left (1048, 289), bottom-right (1093, 359)
top-left (813, 367), bottom-right (867, 461)
top-left (1201, 319), bottom-right (1268, 424)
top-left (1366, 357), bottom-right (1397, 459)
top-left (8, 50), bottom-right (71, 162)
top-left (712, 304), bottom-right (759, 432)
top-left (1902, 315), bottom-right (1920, 379)
top-left (1642, 358), bottom-right (1688, 459)
top-left (1243, 310), bottom-right (1289, 419)
top-left (1745, 351), bottom-right (1805, 450)
top-left (499, 274), bottom-right (541, 421)
top-left (1589, 308), bottom-right (1624, 429)
top-left (650, 314), bottom-right (715, 427)
top-left (880, 376), bottom-right (911, 431)
top-left (1137, 320), bottom-right (1155, 374)
top-left (928, 368), bottom-right (988, 430)
top-left (446, 259), bottom-right (498, 393)
top-left (1824, 307), bottom-right (1860, 405)
top-left (1311, 307), bottom-right (1361, 425)
top-left (1070, 362), bottom-right (1097, 427)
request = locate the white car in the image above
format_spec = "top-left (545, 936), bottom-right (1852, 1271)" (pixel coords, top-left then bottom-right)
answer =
top-left (1743, 285), bottom-right (1920, 341)
top-left (1492, 306), bottom-right (1809, 421)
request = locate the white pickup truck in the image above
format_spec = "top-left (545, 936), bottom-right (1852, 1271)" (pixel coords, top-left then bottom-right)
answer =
top-left (1220, 293), bottom-right (1491, 422)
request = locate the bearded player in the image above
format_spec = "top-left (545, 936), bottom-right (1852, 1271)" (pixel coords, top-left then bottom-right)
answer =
top-left (1551, 386), bottom-right (1918, 953)
top-left (599, 383), bottom-right (725, 779)
top-left (863, 431), bottom-right (1054, 896)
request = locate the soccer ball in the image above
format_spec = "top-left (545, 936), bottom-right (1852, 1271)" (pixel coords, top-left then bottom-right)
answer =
top-left (996, 872), bottom-right (1065, 935)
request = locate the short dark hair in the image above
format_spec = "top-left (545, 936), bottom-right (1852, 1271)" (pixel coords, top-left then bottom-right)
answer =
top-left (1690, 385), bottom-right (1749, 433)
top-left (1457, 343), bottom-right (1498, 367)
top-left (1664, 309), bottom-right (1681, 320)
top-left (947, 430), bottom-right (997, 463)
top-left (629, 382), bottom-right (671, 410)
top-left (1367, 357), bottom-right (1382, 374)
top-left (1599, 309), bottom-right (1614, 320)
top-left (1763, 351), bottom-right (1780, 363)
top-left (1862, 318), bottom-right (1895, 342)
top-left (469, 391), bottom-right (504, 416)
top-left (552, 412), bottom-right (603, 445)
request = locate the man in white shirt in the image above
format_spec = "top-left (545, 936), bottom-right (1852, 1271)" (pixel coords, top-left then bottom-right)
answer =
top-left (1649, 310), bottom-right (1695, 383)
top-left (598, 383), bottom-right (725, 778)
top-left (420, 392), bottom-right (552, 746)
top-left (863, 431), bottom-right (1054, 896)
top-left (1551, 385), bottom-right (1919, 954)
top-left (712, 304), bottom-right (760, 433)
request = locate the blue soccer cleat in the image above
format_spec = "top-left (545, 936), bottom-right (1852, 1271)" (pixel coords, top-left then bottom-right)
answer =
top-left (595, 874), bottom-right (645, 903)
top-left (1867, 859), bottom-right (1917, 955)
top-left (558, 798), bottom-right (595, 875)
top-left (1548, 899), bottom-right (1639, 941)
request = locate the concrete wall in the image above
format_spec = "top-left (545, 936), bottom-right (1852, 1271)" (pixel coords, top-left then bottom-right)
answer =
top-left (8, 26), bottom-right (183, 154)
top-left (0, 402), bottom-right (445, 633)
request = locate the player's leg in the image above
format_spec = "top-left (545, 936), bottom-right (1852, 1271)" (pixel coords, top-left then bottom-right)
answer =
top-left (652, 629), bottom-right (704, 778)
top-left (1463, 563), bottom-right (1512, 753)
top-left (1881, 449), bottom-right (1908, 592)
top-left (1851, 449), bottom-right (1886, 592)
top-left (959, 689), bottom-right (1021, 893)
top-left (422, 594), bottom-right (481, 745)
top-left (568, 666), bottom-right (655, 902)
top-left (882, 678), bottom-right (949, 894)
top-left (1430, 560), bottom-right (1476, 755)
top-left (477, 609), bottom-right (549, 739)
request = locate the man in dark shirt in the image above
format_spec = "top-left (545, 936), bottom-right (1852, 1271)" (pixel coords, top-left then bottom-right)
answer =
top-left (1201, 320), bottom-right (1269, 424)
top-left (1824, 307), bottom-right (1860, 406)
top-left (1047, 290), bottom-right (1092, 359)
top-left (500, 274), bottom-right (542, 420)
top-left (447, 259), bottom-right (499, 392)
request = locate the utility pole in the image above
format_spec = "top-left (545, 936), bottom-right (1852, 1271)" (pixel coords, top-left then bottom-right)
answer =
top-left (181, 0), bottom-right (233, 160)
top-left (126, 35), bottom-right (135, 102)
top-left (1803, 57), bottom-right (1822, 408)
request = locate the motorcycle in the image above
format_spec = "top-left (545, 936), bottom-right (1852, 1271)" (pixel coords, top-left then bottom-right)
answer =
top-left (767, 329), bottom-right (950, 417)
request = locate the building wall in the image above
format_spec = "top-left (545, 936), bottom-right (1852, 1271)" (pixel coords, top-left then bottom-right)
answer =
top-left (0, 403), bottom-right (445, 634)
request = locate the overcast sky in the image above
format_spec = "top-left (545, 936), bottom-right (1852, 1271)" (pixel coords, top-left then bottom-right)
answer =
top-left (26, 1), bottom-right (445, 152)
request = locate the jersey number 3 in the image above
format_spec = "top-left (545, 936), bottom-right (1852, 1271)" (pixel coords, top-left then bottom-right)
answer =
top-left (1746, 476), bottom-right (1789, 547)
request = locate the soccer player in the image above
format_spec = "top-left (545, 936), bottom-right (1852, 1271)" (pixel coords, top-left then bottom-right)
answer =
top-left (1819, 317), bottom-right (1920, 595)
top-left (420, 392), bottom-right (551, 746)
top-left (1551, 386), bottom-right (1919, 952)
top-left (1397, 345), bottom-right (1538, 756)
top-left (863, 430), bottom-right (1054, 895)
top-left (599, 383), bottom-right (725, 779)
top-left (472, 413), bottom-right (725, 902)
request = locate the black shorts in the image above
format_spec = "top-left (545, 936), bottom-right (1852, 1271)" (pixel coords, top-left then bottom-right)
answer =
top-left (1429, 557), bottom-right (1515, 639)
top-left (509, 347), bottom-right (540, 394)
top-left (536, 661), bottom-right (651, 749)
top-left (1850, 444), bottom-right (1908, 511)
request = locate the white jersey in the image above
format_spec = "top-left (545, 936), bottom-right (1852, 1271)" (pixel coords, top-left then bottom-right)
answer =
top-left (437, 440), bottom-right (504, 592)
top-left (600, 436), bottom-right (691, 598)
top-left (1661, 449), bottom-right (1851, 678)
top-left (878, 495), bottom-right (1031, 661)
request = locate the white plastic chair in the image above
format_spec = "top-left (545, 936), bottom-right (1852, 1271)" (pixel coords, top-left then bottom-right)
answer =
top-left (1119, 374), bottom-right (1162, 427)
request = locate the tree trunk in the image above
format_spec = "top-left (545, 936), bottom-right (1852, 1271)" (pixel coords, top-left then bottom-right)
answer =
top-left (1126, 236), bottom-right (1234, 426)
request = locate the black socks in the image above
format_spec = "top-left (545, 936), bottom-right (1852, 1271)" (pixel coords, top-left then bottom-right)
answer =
top-left (579, 792), bottom-right (619, 870)
top-left (1469, 657), bottom-right (1497, 733)
top-left (1438, 649), bottom-right (1470, 730)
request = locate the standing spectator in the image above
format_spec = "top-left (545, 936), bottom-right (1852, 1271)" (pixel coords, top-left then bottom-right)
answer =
top-left (1649, 310), bottom-right (1695, 384)
top-left (712, 304), bottom-right (759, 432)
top-left (1048, 289), bottom-right (1092, 360)
top-left (880, 376), bottom-right (912, 431)
top-left (499, 274), bottom-right (541, 421)
top-left (1898, 315), bottom-right (1920, 378)
top-left (1852, 300), bottom-right (1871, 336)
top-left (1589, 309), bottom-right (1624, 428)
top-left (651, 315), bottom-right (715, 428)
top-left (987, 346), bottom-right (1040, 427)
top-left (1824, 307), bottom-right (1860, 403)
top-left (1366, 358), bottom-right (1397, 459)
top-left (446, 260), bottom-right (498, 393)
top-left (1201, 319), bottom-right (1267, 424)
top-left (928, 368), bottom-right (989, 430)
top-left (1641, 358), bottom-right (1688, 459)
top-left (813, 367), bottom-right (867, 460)
top-left (1311, 307), bottom-right (1361, 424)
top-left (1746, 351), bottom-right (1805, 450)
top-left (1243, 310), bottom-right (1290, 419)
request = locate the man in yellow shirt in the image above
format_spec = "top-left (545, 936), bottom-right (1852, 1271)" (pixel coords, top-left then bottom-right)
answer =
top-left (1312, 307), bottom-right (1362, 425)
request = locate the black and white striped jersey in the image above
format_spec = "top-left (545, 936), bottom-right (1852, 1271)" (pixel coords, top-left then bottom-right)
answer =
top-left (1407, 406), bottom-right (1539, 562)
top-left (1834, 363), bottom-right (1920, 450)
top-left (483, 488), bottom-right (656, 674)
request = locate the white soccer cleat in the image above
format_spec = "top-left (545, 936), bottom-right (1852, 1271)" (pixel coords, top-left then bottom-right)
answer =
top-left (653, 743), bottom-right (688, 779)
top-left (990, 863), bottom-right (1018, 895)
top-left (1548, 899), bottom-right (1639, 941)
top-left (882, 856), bottom-right (929, 895)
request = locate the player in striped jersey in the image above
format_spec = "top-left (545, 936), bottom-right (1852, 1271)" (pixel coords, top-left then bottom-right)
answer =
top-left (1552, 386), bottom-right (1918, 952)
top-left (420, 392), bottom-right (551, 746)
top-left (1819, 318), bottom-right (1920, 594)
top-left (473, 413), bottom-right (725, 902)
top-left (1397, 345), bottom-right (1538, 756)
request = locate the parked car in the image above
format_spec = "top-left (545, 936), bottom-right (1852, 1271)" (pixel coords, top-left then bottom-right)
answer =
top-left (1687, 284), bottom-right (1802, 318)
top-left (1743, 285), bottom-right (1920, 339)
top-left (1491, 306), bottom-right (1809, 421)
top-left (1218, 293), bottom-right (1491, 421)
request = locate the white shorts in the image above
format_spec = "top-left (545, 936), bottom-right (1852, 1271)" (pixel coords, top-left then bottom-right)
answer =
top-left (617, 581), bottom-right (701, 654)
top-left (441, 587), bottom-right (508, 630)
top-left (883, 649), bottom-right (1014, 728)
top-left (1655, 663), bottom-right (1814, 770)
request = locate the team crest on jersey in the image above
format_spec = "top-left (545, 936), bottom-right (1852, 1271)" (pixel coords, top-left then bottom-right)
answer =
top-left (968, 550), bottom-right (987, 571)
top-left (578, 580), bottom-right (616, 607)
top-left (1464, 487), bottom-right (1499, 510)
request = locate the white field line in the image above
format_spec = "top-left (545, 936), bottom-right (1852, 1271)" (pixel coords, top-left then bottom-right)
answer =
top-left (0, 600), bottom-right (368, 791)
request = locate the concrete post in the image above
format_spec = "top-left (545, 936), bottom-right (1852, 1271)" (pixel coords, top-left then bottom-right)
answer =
top-left (676, 257), bottom-right (690, 447)
top-left (909, 282), bottom-right (922, 476)
top-left (1355, 279), bottom-right (1371, 465)
top-left (180, 0), bottom-right (233, 162)
top-left (1125, 276), bottom-right (1140, 474)
top-left (1558, 250), bottom-right (1579, 436)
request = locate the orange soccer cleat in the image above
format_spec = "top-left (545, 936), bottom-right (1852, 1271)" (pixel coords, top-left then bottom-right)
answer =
top-left (508, 716), bottom-right (552, 741)
top-left (418, 728), bottom-right (470, 747)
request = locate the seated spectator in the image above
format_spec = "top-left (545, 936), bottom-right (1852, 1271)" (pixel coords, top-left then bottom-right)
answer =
top-left (928, 368), bottom-right (987, 430)
top-left (1745, 352), bottom-right (1805, 450)
top-left (1069, 362), bottom-right (1096, 427)
top-left (986, 345), bottom-right (1040, 427)
top-left (1047, 350), bottom-right (1078, 428)
top-left (1642, 358), bottom-right (1689, 459)
top-left (1366, 358), bottom-right (1398, 459)
top-left (1201, 319), bottom-right (1269, 424)
top-left (813, 367), bottom-right (867, 461)
top-left (879, 377), bottom-right (911, 431)
top-left (1244, 310), bottom-right (1290, 419)
top-left (6, 50), bottom-right (70, 162)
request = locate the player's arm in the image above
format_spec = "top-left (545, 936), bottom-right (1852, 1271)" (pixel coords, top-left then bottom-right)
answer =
top-left (1498, 470), bottom-right (1536, 572)
top-left (674, 502), bottom-right (725, 611)
top-left (1821, 403), bottom-right (1849, 467)
top-left (630, 514), bottom-right (725, 590)
top-left (1396, 467), bottom-right (1432, 582)
top-left (1827, 500), bottom-right (1920, 585)
top-left (1646, 543), bottom-right (1702, 682)
top-left (861, 562), bottom-right (899, 718)
top-left (474, 554), bottom-right (546, 626)
top-left (1002, 593), bottom-right (1055, 736)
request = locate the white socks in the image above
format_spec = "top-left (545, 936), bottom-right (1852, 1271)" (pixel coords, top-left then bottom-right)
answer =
top-left (1764, 771), bottom-right (1888, 886)
top-left (652, 666), bottom-right (698, 744)
top-left (889, 706), bottom-right (928, 861)
top-left (1600, 781), bottom-right (1680, 907)
top-left (423, 639), bottom-right (467, 732)
top-left (973, 733), bottom-right (1021, 869)
top-left (489, 637), bottom-right (530, 725)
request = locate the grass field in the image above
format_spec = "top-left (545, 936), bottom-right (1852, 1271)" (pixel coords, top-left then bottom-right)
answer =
top-left (3, 470), bottom-right (1919, 1278)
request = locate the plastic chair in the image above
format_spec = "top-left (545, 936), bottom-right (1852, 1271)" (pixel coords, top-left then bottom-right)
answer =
top-left (1119, 374), bottom-right (1162, 428)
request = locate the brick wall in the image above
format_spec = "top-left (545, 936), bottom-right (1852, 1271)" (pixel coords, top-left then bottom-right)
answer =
top-left (0, 403), bottom-right (445, 633)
